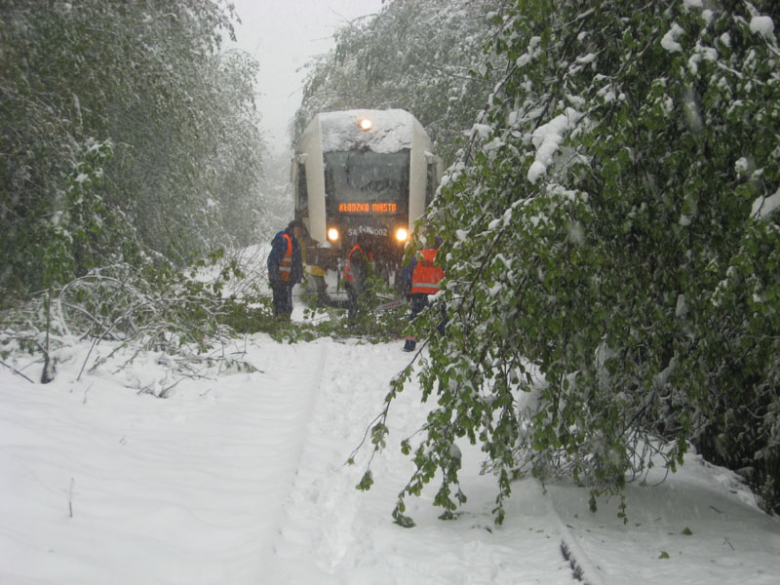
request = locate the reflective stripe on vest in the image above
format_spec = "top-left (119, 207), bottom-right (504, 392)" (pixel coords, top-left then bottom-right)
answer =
top-left (279, 234), bottom-right (293, 281)
top-left (411, 248), bottom-right (444, 295)
top-left (342, 244), bottom-right (363, 284)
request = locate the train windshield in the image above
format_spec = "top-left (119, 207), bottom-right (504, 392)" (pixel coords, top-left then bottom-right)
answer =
top-left (324, 150), bottom-right (409, 204)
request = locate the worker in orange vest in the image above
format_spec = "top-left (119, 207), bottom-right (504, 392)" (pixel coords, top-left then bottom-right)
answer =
top-left (267, 220), bottom-right (304, 318)
top-left (342, 233), bottom-right (373, 321)
top-left (402, 236), bottom-right (445, 352)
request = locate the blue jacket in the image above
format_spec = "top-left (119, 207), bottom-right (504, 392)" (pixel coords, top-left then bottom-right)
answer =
top-left (267, 229), bottom-right (303, 284)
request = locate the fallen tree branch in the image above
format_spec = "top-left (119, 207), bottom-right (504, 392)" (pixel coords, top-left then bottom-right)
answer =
top-left (0, 359), bottom-right (36, 384)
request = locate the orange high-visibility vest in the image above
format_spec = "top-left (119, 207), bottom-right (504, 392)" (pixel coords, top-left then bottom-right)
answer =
top-left (342, 244), bottom-right (365, 284)
top-left (279, 234), bottom-right (293, 281)
top-left (411, 248), bottom-right (444, 295)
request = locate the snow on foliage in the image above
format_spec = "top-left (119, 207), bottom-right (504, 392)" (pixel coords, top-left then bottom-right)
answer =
top-left (0, 0), bottom-right (265, 295)
top-left (750, 15), bottom-right (776, 40)
top-left (751, 189), bottom-right (780, 219)
top-left (528, 109), bottom-right (581, 184)
top-left (661, 23), bottom-right (685, 53)
top-left (358, 0), bottom-right (780, 525)
top-left (294, 0), bottom-right (502, 166)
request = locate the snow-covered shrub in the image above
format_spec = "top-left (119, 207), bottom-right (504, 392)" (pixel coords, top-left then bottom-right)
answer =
top-left (0, 257), bottom-right (262, 385)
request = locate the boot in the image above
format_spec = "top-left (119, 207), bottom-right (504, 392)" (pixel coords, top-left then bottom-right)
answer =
top-left (402, 338), bottom-right (416, 352)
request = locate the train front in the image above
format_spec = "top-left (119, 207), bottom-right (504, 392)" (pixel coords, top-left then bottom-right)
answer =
top-left (323, 146), bottom-right (411, 277)
top-left (296, 110), bottom-right (436, 285)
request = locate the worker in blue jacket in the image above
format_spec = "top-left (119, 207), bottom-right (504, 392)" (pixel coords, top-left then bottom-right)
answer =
top-left (267, 220), bottom-right (304, 318)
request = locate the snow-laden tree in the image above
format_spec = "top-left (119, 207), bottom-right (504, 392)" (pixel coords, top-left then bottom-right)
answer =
top-left (364, 0), bottom-right (780, 524)
top-left (257, 151), bottom-right (295, 237)
top-left (0, 0), bottom-right (265, 299)
top-left (294, 0), bottom-right (504, 165)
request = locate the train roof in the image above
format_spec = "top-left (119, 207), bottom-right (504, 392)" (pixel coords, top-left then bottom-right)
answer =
top-left (309, 109), bottom-right (427, 154)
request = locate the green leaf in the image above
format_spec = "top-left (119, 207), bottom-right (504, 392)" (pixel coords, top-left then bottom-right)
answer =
top-left (356, 471), bottom-right (374, 492)
top-left (392, 507), bottom-right (416, 528)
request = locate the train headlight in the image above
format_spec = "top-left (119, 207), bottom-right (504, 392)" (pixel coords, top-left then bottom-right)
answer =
top-left (327, 227), bottom-right (340, 242)
top-left (395, 227), bottom-right (409, 242)
top-left (359, 117), bottom-right (373, 131)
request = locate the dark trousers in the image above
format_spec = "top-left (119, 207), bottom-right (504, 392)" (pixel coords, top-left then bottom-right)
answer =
top-left (272, 282), bottom-right (294, 317)
top-left (410, 293), bottom-right (447, 334)
top-left (410, 293), bottom-right (429, 324)
top-left (345, 282), bottom-right (359, 321)
top-left (404, 294), bottom-right (428, 349)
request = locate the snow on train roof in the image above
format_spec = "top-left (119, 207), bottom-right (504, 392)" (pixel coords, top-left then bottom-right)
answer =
top-left (317, 109), bottom-right (421, 153)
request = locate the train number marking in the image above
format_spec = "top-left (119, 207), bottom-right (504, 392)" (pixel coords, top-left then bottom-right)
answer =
top-left (348, 226), bottom-right (388, 237)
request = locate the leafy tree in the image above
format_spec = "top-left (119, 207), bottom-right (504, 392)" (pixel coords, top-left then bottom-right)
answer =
top-left (0, 0), bottom-right (265, 299)
top-left (361, 0), bottom-right (780, 524)
top-left (257, 150), bottom-right (296, 238)
top-left (294, 0), bottom-right (504, 165)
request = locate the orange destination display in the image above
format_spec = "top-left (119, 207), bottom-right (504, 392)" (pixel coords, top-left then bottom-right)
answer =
top-left (338, 202), bottom-right (398, 213)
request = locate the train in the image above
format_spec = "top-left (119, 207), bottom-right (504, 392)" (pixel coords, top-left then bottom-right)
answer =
top-left (292, 109), bottom-right (442, 290)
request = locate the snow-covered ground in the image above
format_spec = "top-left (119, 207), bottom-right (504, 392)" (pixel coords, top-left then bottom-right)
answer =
top-left (1, 299), bottom-right (779, 584)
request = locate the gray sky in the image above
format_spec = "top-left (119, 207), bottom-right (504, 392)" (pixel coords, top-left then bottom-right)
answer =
top-left (229, 0), bottom-right (385, 154)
